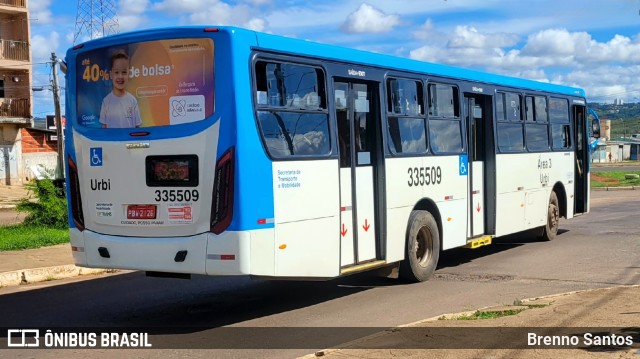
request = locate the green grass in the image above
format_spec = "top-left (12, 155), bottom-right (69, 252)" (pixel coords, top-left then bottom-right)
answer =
top-left (0, 224), bottom-right (69, 251)
top-left (456, 309), bottom-right (526, 320)
top-left (591, 171), bottom-right (640, 188)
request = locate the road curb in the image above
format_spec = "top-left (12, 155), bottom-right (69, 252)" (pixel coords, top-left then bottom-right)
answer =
top-left (0, 265), bottom-right (113, 287)
top-left (298, 285), bottom-right (640, 359)
top-left (591, 186), bottom-right (638, 191)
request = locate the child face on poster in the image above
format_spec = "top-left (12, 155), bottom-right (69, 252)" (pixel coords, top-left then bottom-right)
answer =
top-left (110, 54), bottom-right (130, 96)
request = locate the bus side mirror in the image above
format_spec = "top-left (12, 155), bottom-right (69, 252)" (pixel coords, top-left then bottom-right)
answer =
top-left (591, 118), bottom-right (600, 139)
top-left (588, 108), bottom-right (601, 139)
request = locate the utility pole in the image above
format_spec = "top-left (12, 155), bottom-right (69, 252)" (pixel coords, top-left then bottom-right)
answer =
top-left (51, 52), bottom-right (64, 182)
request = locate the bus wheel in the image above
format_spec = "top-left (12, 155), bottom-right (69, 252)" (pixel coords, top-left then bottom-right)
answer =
top-left (399, 210), bottom-right (440, 282)
top-left (540, 191), bottom-right (560, 241)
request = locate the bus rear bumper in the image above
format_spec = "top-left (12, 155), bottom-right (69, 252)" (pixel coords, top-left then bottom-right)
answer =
top-left (69, 229), bottom-right (255, 276)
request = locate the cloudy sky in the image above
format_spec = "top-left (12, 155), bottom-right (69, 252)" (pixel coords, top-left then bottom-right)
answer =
top-left (29, 0), bottom-right (640, 117)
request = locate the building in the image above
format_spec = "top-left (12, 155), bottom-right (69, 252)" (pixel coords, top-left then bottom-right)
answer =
top-left (20, 115), bottom-right (61, 181)
top-left (0, 0), bottom-right (32, 185)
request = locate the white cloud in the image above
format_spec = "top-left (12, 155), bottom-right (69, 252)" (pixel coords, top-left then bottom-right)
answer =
top-left (448, 26), bottom-right (519, 49)
top-left (153, 0), bottom-right (205, 13)
top-left (244, 0), bottom-right (271, 5)
top-left (188, 2), bottom-right (236, 24)
top-left (518, 29), bottom-right (640, 67)
top-left (509, 69), bottom-right (549, 83)
top-left (561, 65), bottom-right (640, 102)
top-left (117, 0), bottom-right (150, 31)
top-left (124, 0), bottom-right (150, 13)
top-left (31, 32), bottom-right (60, 61)
top-left (341, 3), bottom-right (400, 34)
top-left (118, 14), bottom-right (146, 32)
top-left (153, 0), bottom-right (268, 30)
top-left (410, 24), bottom-right (640, 72)
top-left (29, 0), bottom-right (53, 24)
top-left (412, 19), bottom-right (437, 41)
top-left (407, 21), bottom-right (640, 102)
top-left (521, 28), bottom-right (591, 57)
top-left (245, 18), bottom-right (267, 31)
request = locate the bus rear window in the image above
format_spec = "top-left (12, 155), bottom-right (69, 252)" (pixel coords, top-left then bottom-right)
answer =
top-left (75, 38), bottom-right (214, 128)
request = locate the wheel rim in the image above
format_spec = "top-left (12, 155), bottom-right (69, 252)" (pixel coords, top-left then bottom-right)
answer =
top-left (548, 200), bottom-right (559, 233)
top-left (415, 226), bottom-right (433, 267)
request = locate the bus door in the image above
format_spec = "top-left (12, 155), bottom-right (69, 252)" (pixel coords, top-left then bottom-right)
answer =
top-left (573, 105), bottom-right (588, 214)
top-left (464, 93), bottom-right (496, 237)
top-left (334, 79), bottom-right (381, 267)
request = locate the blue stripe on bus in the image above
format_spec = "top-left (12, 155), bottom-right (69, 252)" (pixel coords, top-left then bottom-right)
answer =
top-left (225, 29), bottom-right (275, 231)
top-left (63, 127), bottom-right (77, 229)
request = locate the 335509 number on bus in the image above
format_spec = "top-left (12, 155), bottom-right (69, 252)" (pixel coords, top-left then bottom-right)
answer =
top-left (407, 166), bottom-right (442, 187)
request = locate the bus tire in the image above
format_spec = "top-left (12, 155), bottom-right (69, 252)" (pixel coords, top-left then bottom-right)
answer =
top-left (399, 210), bottom-right (440, 282)
top-left (540, 191), bottom-right (560, 241)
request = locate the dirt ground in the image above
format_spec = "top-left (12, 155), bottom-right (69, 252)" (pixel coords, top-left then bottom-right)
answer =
top-left (590, 173), bottom-right (620, 186)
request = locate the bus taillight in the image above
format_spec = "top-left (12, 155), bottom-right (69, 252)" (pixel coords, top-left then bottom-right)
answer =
top-left (210, 147), bottom-right (235, 234)
top-left (67, 156), bottom-right (85, 231)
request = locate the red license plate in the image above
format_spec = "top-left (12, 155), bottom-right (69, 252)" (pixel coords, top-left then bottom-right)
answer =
top-left (127, 205), bottom-right (157, 219)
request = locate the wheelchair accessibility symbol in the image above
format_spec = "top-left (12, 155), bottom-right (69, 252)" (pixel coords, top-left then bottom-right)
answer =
top-left (90, 147), bottom-right (103, 167)
top-left (459, 154), bottom-right (468, 176)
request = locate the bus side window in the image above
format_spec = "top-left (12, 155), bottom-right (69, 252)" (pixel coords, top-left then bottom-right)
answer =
top-left (496, 92), bottom-right (524, 152)
top-left (386, 78), bottom-right (426, 154)
top-left (427, 83), bottom-right (462, 154)
top-left (254, 60), bottom-right (330, 158)
top-left (525, 95), bottom-right (550, 151)
top-left (550, 97), bottom-right (571, 150)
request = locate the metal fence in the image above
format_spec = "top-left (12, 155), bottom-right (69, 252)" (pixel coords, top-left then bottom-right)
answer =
top-left (0, 39), bottom-right (29, 61)
top-left (0, 98), bottom-right (30, 118)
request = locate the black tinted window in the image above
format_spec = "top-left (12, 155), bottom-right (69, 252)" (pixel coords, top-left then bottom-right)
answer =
top-left (526, 123), bottom-right (550, 151)
top-left (429, 119), bottom-right (463, 153)
top-left (428, 84), bottom-right (459, 118)
top-left (255, 62), bottom-right (325, 110)
top-left (549, 97), bottom-right (569, 123)
top-left (497, 123), bottom-right (524, 152)
top-left (257, 111), bottom-right (330, 157)
top-left (388, 117), bottom-right (427, 153)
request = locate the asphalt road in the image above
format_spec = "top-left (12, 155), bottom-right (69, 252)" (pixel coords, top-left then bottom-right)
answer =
top-left (591, 163), bottom-right (640, 172)
top-left (0, 189), bottom-right (639, 358)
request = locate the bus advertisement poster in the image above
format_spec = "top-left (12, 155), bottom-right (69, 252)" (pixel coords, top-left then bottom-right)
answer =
top-left (74, 38), bottom-right (214, 129)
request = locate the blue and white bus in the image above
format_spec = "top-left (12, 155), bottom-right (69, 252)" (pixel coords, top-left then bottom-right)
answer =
top-left (64, 26), bottom-right (597, 282)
